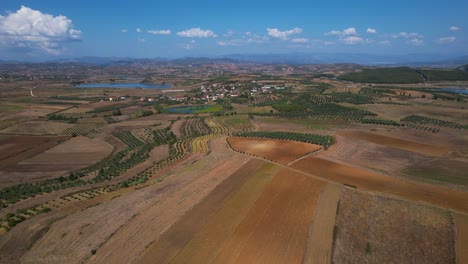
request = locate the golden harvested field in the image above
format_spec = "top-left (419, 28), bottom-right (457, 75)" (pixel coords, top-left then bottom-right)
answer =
top-left (164, 163), bottom-right (280, 264)
top-left (136, 159), bottom-right (265, 264)
top-left (0, 121), bottom-right (73, 135)
top-left (291, 156), bottom-right (468, 213)
top-left (23, 145), bottom-right (251, 264)
top-left (228, 136), bottom-right (322, 164)
top-left (338, 131), bottom-right (448, 156)
top-left (333, 189), bottom-right (455, 264)
top-left (212, 168), bottom-right (325, 264)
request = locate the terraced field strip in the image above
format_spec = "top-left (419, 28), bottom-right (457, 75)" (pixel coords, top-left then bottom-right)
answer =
top-left (190, 135), bottom-right (216, 154)
top-left (303, 183), bottom-right (342, 264)
top-left (454, 213), bottom-right (468, 264)
top-left (291, 157), bottom-right (468, 213)
top-left (212, 168), bottom-right (325, 264)
top-left (136, 159), bottom-right (267, 264)
top-left (206, 118), bottom-right (229, 135)
top-left (170, 163), bottom-right (280, 264)
top-left (338, 131), bottom-right (447, 156)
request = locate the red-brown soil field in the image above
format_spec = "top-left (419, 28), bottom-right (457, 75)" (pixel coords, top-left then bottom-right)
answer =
top-left (291, 157), bottom-right (468, 213)
top-left (228, 136), bottom-right (322, 164)
top-left (212, 169), bottom-right (325, 264)
top-left (338, 131), bottom-right (448, 156)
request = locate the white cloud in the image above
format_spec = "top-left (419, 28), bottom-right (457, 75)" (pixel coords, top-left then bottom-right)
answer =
top-left (179, 40), bottom-right (196, 50)
top-left (147, 29), bottom-right (171, 35)
top-left (325, 27), bottom-right (357, 36)
top-left (410, 38), bottom-right (424, 46)
top-left (245, 32), bottom-right (252, 35)
top-left (223, 30), bottom-right (234, 38)
top-left (392, 32), bottom-right (423, 39)
top-left (0, 6), bottom-right (81, 55)
top-left (267, 27), bottom-right (302, 40)
top-left (177, 28), bottom-right (216, 38)
top-left (341, 36), bottom-right (366, 45)
top-left (438, 36), bottom-right (456, 43)
top-left (367, 28), bottom-right (377, 34)
top-left (449, 26), bottom-right (460, 31)
top-left (378, 40), bottom-right (391, 46)
top-left (136, 28), bottom-right (142, 33)
top-left (121, 29), bottom-right (127, 33)
top-left (291, 38), bottom-right (309, 43)
top-left (137, 38), bottom-right (145, 43)
top-left (217, 40), bottom-right (238, 46)
top-left (324, 41), bottom-right (336, 46)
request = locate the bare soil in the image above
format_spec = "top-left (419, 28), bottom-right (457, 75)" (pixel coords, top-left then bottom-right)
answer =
top-left (228, 137), bottom-right (322, 164)
top-left (291, 157), bottom-right (468, 213)
top-left (170, 163), bottom-right (280, 264)
top-left (136, 158), bottom-right (265, 264)
top-left (212, 168), bottom-right (325, 264)
top-left (338, 131), bottom-right (448, 156)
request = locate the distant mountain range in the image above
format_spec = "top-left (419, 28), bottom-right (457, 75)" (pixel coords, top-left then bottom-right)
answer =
top-left (1, 53), bottom-right (467, 68)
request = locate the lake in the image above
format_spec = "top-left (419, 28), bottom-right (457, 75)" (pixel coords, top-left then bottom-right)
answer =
top-left (431, 88), bottom-right (468, 95)
top-left (75, 82), bottom-right (172, 89)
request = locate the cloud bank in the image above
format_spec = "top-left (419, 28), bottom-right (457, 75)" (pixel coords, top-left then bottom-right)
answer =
top-left (0, 6), bottom-right (81, 54)
top-left (267, 27), bottom-right (302, 40)
top-left (177, 28), bottom-right (216, 38)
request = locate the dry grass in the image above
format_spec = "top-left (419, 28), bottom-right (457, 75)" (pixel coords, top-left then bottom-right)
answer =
top-left (0, 121), bottom-right (73, 135)
top-left (332, 189), bottom-right (455, 264)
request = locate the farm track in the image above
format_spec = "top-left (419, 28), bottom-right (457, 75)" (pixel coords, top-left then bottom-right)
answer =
top-left (303, 183), bottom-right (342, 264)
top-left (454, 213), bottom-right (468, 264)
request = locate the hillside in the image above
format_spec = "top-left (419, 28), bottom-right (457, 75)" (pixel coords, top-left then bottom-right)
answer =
top-left (339, 67), bottom-right (424, 84)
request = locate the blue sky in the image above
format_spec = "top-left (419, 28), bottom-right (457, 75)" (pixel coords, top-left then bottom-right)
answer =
top-left (0, 0), bottom-right (467, 60)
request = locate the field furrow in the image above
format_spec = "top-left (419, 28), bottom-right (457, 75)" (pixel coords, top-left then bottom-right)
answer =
top-left (212, 168), bottom-right (325, 264)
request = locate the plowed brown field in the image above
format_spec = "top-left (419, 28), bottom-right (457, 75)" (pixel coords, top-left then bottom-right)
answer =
top-left (136, 159), bottom-right (267, 264)
top-left (228, 137), bottom-right (322, 164)
top-left (338, 131), bottom-right (447, 156)
top-left (212, 168), bottom-right (325, 264)
top-left (170, 163), bottom-right (280, 264)
top-left (291, 157), bottom-right (468, 213)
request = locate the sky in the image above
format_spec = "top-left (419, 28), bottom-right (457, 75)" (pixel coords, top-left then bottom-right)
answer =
top-left (0, 0), bottom-right (467, 61)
